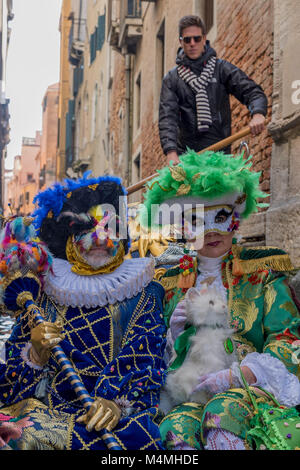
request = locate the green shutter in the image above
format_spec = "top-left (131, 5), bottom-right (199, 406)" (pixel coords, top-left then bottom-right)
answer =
top-left (90, 31), bottom-right (96, 63)
top-left (73, 63), bottom-right (84, 96)
top-left (96, 14), bottom-right (106, 51)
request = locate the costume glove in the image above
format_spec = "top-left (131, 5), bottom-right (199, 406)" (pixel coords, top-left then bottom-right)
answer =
top-left (192, 366), bottom-right (257, 399)
top-left (191, 368), bottom-right (241, 399)
top-left (76, 397), bottom-right (121, 432)
top-left (30, 320), bottom-right (64, 366)
top-left (170, 300), bottom-right (187, 341)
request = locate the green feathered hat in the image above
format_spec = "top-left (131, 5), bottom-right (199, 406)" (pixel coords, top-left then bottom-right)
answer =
top-left (139, 150), bottom-right (269, 228)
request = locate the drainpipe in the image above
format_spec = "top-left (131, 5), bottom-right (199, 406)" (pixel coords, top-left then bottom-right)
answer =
top-left (77, 0), bottom-right (82, 41)
top-left (124, 53), bottom-right (132, 186)
top-left (105, 45), bottom-right (111, 173)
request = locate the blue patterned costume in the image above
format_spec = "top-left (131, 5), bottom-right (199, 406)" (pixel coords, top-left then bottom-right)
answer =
top-left (0, 264), bottom-right (166, 450)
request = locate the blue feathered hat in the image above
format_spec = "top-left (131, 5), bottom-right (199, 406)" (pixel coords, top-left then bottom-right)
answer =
top-left (31, 172), bottom-right (130, 259)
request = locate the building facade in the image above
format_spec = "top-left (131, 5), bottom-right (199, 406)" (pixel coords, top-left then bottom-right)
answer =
top-left (0, 0), bottom-right (13, 214)
top-left (5, 132), bottom-right (41, 216)
top-left (39, 83), bottom-right (59, 191)
top-left (106, 0), bottom-right (274, 203)
top-left (4, 80), bottom-right (59, 215)
top-left (57, 0), bottom-right (300, 265)
top-left (73, 0), bottom-right (111, 177)
top-left (56, 0), bottom-right (72, 181)
top-left (265, 0), bottom-right (300, 264)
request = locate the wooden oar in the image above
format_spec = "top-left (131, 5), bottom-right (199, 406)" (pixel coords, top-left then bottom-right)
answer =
top-left (126, 126), bottom-right (251, 195)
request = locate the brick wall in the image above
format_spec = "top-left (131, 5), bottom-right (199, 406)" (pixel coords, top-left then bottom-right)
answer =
top-left (140, 117), bottom-right (167, 181)
top-left (141, 0), bottom-right (274, 194)
top-left (213, 0), bottom-right (274, 194)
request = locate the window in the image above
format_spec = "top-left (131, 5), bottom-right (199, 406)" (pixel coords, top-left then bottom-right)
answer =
top-left (25, 192), bottom-right (30, 205)
top-left (194, 0), bottom-right (216, 36)
top-left (134, 153), bottom-right (141, 180)
top-left (27, 173), bottom-right (33, 182)
top-left (96, 14), bottom-right (106, 51)
top-left (157, 20), bottom-right (165, 82)
top-left (43, 96), bottom-right (47, 112)
top-left (131, 151), bottom-right (142, 201)
top-left (205, 0), bottom-right (214, 33)
top-left (90, 30), bottom-right (97, 64)
top-left (90, 12), bottom-right (106, 64)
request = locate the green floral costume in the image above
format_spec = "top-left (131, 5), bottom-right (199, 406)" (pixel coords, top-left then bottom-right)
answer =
top-left (159, 245), bottom-right (300, 450)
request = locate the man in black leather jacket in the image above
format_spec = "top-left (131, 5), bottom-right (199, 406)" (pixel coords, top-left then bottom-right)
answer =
top-left (159, 15), bottom-right (267, 164)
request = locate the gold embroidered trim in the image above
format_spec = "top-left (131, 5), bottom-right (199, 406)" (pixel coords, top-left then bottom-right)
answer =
top-left (160, 411), bottom-right (203, 426)
top-left (16, 291), bottom-right (35, 308)
top-left (231, 245), bottom-right (294, 275)
top-left (238, 254), bottom-right (294, 275)
top-left (154, 267), bottom-right (167, 281)
top-left (159, 275), bottom-right (179, 291)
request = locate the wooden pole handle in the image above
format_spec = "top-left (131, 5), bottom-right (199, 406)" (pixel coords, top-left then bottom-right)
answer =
top-left (126, 127), bottom-right (251, 195)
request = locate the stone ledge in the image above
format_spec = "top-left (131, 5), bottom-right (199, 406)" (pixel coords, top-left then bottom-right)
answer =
top-left (268, 112), bottom-right (300, 142)
top-left (266, 198), bottom-right (300, 267)
top-left (239, 212), bottom-right (266, 240)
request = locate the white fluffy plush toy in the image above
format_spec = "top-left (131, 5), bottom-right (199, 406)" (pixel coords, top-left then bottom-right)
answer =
top-left (160, 285), bottom-right (238, 414)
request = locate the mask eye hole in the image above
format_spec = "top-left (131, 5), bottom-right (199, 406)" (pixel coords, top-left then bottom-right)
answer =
top-left (215, 209), bottom-right (233, 224)
top-left (189, 212), bottom-right (204, 226)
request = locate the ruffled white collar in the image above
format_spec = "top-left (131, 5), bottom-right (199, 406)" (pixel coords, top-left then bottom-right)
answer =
top-left (44, 257), bottom-right (155, 308)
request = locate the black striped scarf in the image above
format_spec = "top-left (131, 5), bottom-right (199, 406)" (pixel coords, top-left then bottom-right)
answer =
top-left (177, 56), bottom-right (217, 132)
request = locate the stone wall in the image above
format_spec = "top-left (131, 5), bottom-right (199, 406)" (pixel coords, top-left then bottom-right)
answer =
top-left (266, 0), bottom-right (300, 266)
top-left (109, 52), bottom-right (126, 179)
top-left (211, 0), bottom-right (274, 244)
top-left (214, 0), bottom-right (273, 190)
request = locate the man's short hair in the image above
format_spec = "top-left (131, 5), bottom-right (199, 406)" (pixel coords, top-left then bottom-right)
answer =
top-left (178, 15), bottom-right (206, 37)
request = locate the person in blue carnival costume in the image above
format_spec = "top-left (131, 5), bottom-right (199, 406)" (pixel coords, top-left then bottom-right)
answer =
top-left (0, 173), bottom-right (166, 450)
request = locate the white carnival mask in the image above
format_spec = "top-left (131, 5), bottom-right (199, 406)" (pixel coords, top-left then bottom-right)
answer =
top-left (182, 205), bottom-right (241, 250)
top-left (152, 193), bottom-right (245, 249)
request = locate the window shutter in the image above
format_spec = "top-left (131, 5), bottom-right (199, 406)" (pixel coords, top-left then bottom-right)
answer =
top-left (96, 14), bottom-right (106, 51)
top-left (90, 31), bottom-right (97, 63)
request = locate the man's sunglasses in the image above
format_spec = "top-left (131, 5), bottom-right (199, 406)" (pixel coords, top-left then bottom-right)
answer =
top-left (180, 35), bottom-right (203, 44)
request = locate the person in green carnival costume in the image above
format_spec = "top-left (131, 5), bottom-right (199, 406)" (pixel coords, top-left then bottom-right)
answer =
top-left (140, 150), bottom-right (300, 450)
